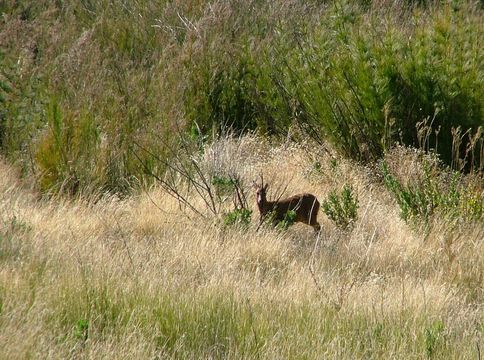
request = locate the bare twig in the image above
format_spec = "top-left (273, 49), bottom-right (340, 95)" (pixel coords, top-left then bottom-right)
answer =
top-left (130, 142), bottom-right (206, 218)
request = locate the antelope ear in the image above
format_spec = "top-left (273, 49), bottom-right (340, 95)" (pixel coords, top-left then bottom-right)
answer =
top-left (263, 184), bottom-right (269, 191)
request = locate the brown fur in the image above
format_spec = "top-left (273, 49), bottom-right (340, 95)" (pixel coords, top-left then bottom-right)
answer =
top-left (254, 181), bottom-right (321, 232)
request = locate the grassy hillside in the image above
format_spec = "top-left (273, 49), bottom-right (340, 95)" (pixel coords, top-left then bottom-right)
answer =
top-left (0, 136), bottom-right (483, 359)
top-left (1, 1), bottom-right (483, 358)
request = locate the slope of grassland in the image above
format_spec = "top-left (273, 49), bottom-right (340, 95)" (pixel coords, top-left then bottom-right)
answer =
top-left (1, 136), bottom-right (482, 359)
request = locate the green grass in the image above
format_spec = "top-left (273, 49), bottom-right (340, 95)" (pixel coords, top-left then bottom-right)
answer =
top-left (14, 276), bottom-right (471, 359)
top-left (8, 262), bottom-right (467, 359)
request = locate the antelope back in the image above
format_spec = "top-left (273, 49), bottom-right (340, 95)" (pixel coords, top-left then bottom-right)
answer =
top-left (253, 178), bottom-right (321, 231)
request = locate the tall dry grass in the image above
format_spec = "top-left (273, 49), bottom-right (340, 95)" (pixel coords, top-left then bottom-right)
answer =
top-left (1, 136), bottom-right (482, 359)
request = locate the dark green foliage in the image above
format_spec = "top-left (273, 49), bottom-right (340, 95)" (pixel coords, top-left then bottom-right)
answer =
top-left (189, 55), bottom-right (258, 134)
top-left (212, 175), bottom-right (238, 198)
top-left (385, 13), bottom-right (483, 169)
top-left (0, 51), bottom-right (12, 105)
top-left (322, 185), bottom-right (359, 229)
top-left (185, 48), bottom-right (290, 137)
top-left (35, 98), bottom-right (101, 194)
top-left (274, 1), bottom-right (483, 166)
top-left (0, 50), bottom-right (45, 171)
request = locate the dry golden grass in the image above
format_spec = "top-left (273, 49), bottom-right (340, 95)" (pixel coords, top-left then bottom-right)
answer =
top-left (0, 136), bottom-right (482, 359)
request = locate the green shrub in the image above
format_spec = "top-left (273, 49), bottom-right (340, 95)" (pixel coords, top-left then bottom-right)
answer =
top-left (382, 161), bottom-right (483, 223)
top-left (74, 318), bottom-right (89, 342)
top-left (212, 176), bottom-right (238, 197)
top-left (322, 185), bottom-right (359, 229)
top-left (35, 99), bottom-right (101, 194)
top-left (273, 1), bottom-right (483, 166)
top-left (185, 46), bottom-right (291, 137)
top-left (223, 208), bottom-right (253, 227)
top-left (387, 7), bottom-right (483, 170)
top-left (0, 49), bottom-right (45, 172)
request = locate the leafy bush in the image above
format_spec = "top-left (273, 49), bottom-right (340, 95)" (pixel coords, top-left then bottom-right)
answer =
top-left (223, 208), bottom-right (253, 227)
top-left (322, 185), bottom-right (359, 229)
top-left (35, 99), bottom-right (101, 194)
top-left (382, 161), bottom-right (483, 223)
top-left (273, 1), bottom-right (483, 166)
top-left (184, 45), bottom-right (291, 137)
top-left (212, 175), bottom-right (238, 197)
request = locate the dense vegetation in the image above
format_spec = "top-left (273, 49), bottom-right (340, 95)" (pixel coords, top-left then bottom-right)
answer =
top-left (0, 1), bottom-right (483, 359)
top-left (1, 0), bottom-right (482, 195)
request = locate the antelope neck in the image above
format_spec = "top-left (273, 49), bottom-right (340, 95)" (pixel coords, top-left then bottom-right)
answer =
top-left (258, 196), bottom-right (275, 214)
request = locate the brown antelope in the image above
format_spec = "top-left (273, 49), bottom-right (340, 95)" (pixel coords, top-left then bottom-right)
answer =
top-left (253, 176), bottom-right (321, 232)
